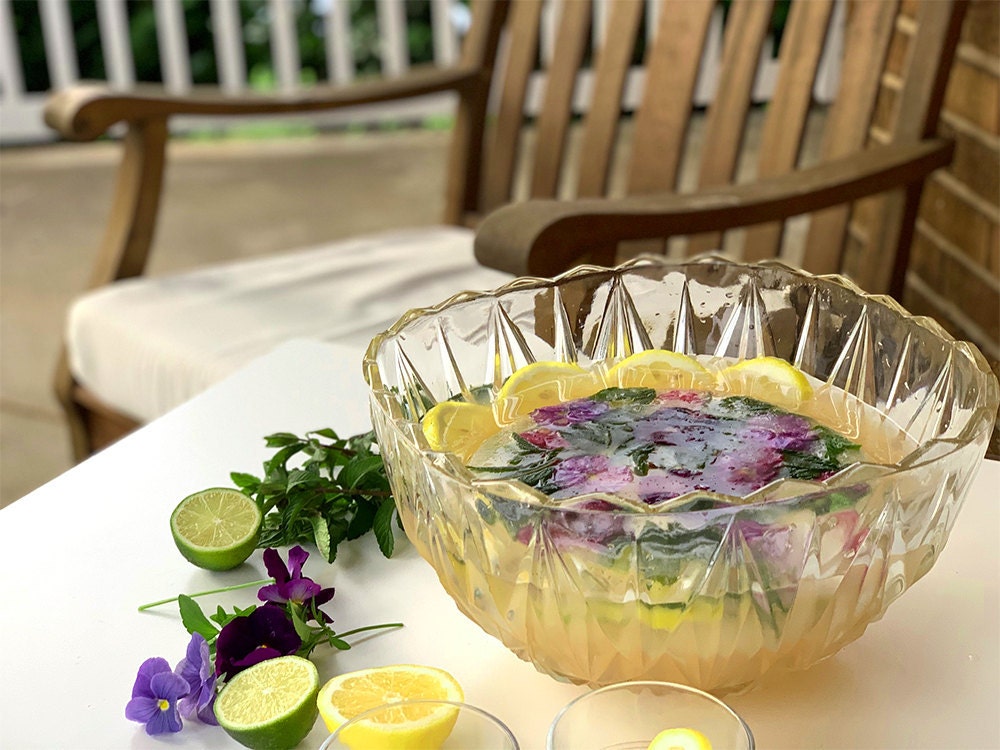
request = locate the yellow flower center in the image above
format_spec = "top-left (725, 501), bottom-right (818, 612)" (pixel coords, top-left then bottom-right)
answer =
top-left (157, 699), bottom-right (170, 712)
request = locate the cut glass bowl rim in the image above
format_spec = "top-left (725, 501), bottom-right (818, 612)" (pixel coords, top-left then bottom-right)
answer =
top-left (364, 255), bottom-right (999, 515)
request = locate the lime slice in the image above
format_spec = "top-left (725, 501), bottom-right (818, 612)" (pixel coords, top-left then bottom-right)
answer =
top-left (317, 664), bottom-right (464, 749)
top-left (605, 349), bottom-right (711, 390)
top-left (215, 655), bottom-right (319, 750)
top-left (719, 356), bottom-right (813, 410)
top-left (421, 401), bottom-right (499, 460)
top-left (170, 487), bottom-right (262, 571)
top-left (647, 727), bottom-right (713, 750)
top-left (494, 361), bottom-right (602, 424)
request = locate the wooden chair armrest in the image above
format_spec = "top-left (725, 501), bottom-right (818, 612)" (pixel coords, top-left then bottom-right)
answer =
top-left (45, 65), bottom-right (483, 140)
top-left (474, 139), bottom-right (954, 277)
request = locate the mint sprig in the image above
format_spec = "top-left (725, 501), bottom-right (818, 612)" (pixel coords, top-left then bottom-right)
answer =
top-left (231, 429), bottom-right (396, 563)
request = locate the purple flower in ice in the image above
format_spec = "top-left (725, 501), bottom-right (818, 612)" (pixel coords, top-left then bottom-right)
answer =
top-left (552, 454), bottom-right (632, 496)
top-left (634, 407), bottom-right (720, 446)
top-left (655, 389), bottom-right (709, 408)
top-left (125, 657), bottom-right (190, 735)
top-left (543, 499), bottom-right (629, 551)
top-left (702, 444), bottom-right (782, 496)
top-left (637, 470), bottom-right (702, 504)
top-left (519, 427), bottom-right (570, 450)
top-left (532, 398), bottom-right (608, 427)
top-left (175, 633), bottom-right (218, 725)
top-left (741, 413), bottom-right (816, 452)
top-left (215, 604), bottom-right (301, 680)
top-left (258, 546), bottom-right (334, 621)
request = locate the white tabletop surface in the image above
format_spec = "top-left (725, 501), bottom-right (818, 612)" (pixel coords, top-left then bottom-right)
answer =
top-left (1, 339), bottom-right (997, 750)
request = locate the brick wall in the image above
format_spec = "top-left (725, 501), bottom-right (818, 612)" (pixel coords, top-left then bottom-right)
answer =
top-left (904, 0), bottom-right (999, 366)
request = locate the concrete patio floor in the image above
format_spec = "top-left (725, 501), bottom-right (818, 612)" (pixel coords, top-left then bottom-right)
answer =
top-left (0, 128), bottom-right (453, 507)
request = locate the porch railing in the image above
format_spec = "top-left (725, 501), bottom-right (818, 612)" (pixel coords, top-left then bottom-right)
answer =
top-left (0, 0), bottom-right (843, 145)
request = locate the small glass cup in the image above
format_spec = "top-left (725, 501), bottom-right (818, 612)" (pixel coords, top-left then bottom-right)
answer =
top-left (320, 699), bottom-right (519, 750)
top-left (547, 681), bottom-right (754, 750)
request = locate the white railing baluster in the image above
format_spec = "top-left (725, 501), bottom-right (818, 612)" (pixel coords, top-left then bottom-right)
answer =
top-left (210, 0), bottom-right (246, 93)
top-left (39, 0), bottom-right (78, 89)
top-left (814, 0), bottom-right (844, 104)
top-left (324, 0), bottom-right (354, 84)
top-left (693, 5), bottom-right (723, 106)
top-left (540, 0), bottom-right (558, 67)
top-left (0, 0), bottom-right (24, 97)
top-left (154, 0), bottom-right (191, 93)
top-left (377, 0), bottom-right (408, 77)
top-left (268, 0), bottom-right (300, 92)
top-left (431, 0), bottom-right (458, 66)
top-left (97, 0), bottom-right (134, 88)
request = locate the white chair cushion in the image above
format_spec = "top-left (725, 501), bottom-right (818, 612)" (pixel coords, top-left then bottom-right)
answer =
top-left (68, 226), bottom-right (511, 423)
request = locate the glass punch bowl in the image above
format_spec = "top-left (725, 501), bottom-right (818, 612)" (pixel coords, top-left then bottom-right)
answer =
top-left (363, 257), bottom-right (998, 694)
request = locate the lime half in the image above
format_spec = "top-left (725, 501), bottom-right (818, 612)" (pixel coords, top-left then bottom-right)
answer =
top-left (170, 487), bottom-right (262, 571)
top-left (215, 655), bottom-right (320, 750)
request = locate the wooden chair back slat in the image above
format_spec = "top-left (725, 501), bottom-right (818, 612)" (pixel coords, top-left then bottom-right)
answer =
top-left (575, 0), bottom-right (644, 198)
top-left (742, 0), bottom-right (835, 261)
top-left (802, 0), bottom-right (899, 276)
top-left (686, 0), bottom-right (775, 256)
top-left (444, 0), bottom-right (510, 223)
top-left (529, 0), bottom-right (592, 198)
top-left (480, 0), bottom-right (543, 212)
top-left (626, 0), bottom-right (716, 195)
top-left (854, 0), bottom-right (967, 294)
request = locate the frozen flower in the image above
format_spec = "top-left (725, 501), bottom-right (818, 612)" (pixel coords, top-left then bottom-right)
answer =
top-left (532, 398), bottom-right (609, 427)
top-left (544, 499), bottom-right (629, 551)
top-left (634, 407), bottom-right (721, 446)
top-left (519, 427), bottom-right (570, 450)
top-left (258, 546), bottom-right (335, 621)
top-left (741, 413), bottom-right (816, 452)
top-left (702, 444), bottom-right (782, 495)
top-left (215, 604), bottom-right (301, 680)
top-left (637, 470), bottom-right (702, 504)
top-left (175, 633), bottom-right (217, 725)
top-left (552, 454), bottom-right (633, 496)
top-left (655, 389), bottom-right (709, 407)
top-left (125, 657), bottom-right (190, 735)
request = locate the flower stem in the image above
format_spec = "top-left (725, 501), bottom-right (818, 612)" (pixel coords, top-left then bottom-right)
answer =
top-left (337, 622), bottom-right (404, 640)
top-left (137, 578), bottom-right (274, 611)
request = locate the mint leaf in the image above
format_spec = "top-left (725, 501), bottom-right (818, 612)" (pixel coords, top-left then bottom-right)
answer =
top-left (593, 387), bottom-right (657, 404)
top-left (373, 499), bottom-right (396, 558)
top-left (178, 594), bottom-right (219, 641)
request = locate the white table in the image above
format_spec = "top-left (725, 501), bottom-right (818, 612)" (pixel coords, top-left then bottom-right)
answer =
top-left (2, 339), bottom-right (997, 749)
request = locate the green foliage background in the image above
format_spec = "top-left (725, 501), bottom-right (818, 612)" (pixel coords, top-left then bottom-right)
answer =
top-left (12, 0), bottom-right (440, 92)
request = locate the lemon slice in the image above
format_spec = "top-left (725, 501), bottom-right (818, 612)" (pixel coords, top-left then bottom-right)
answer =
top-left (647, 727), bottom-right (713, 750)
top-left (421, 401), bottom-right (499, 460)
top-left (494, 361), bottom-right (602, 424)
top-left (719, 356), bottom-right (813, 410)
top-left (605, 349), bottom-right (711, 390)
top-left (317, 665), bottom-right (464, 750)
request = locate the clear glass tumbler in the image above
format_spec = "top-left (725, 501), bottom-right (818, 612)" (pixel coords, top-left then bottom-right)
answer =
top-left (547, 681), bottom-right (754, 750)
top-left (320, 699), bottom-right (519, 750)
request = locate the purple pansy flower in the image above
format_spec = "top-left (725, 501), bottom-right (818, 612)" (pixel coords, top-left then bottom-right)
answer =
top-left (215, 604), bottom-right (301, 680)
top-left (655, 389), bottom-right (709, 407)
top-left (175, 633), bottom-right (218, 725)
top-left (702, 444), bottom-right (782, 495)
top-left (258, 546), bottom-right (335, 621)
top-left (637, 470), bottom-right (702, 504)
top-left (741, 413), bottom-right (816, 452)
top-left (532, 398), bottom-right (608, 427)
top-left (552, 454), bottom-right (632, 496)
top-left (125, 657), bottom-right (190, 735)
top-left (520, 427), bottom-right (570, 450)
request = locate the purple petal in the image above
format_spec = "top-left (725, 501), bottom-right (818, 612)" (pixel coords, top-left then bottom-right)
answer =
top-left (196, 697), bottom-right (219, 725)
top-left (257, 583), bottom-right (288, 604)
top-left (249, 605), bottom-right (302, 653)
top-left (176, 633), bottom-right (211, 689)
top-left (262, 547), bottom-right (290, 585)
top-left (144, 704), bottom-right (183, 735)
top-left (312, 587), bottom-right (335, 607)
top-left (281, 577), bottom-right (322, 604)
top-left (286, 546), bottom-right (309, 579)
top-left (125, 696), bottom-right (159, 723)
top-left (131, 657), bottom-right (172, 699)
top-left (150, 670), bottom-right (190, 702)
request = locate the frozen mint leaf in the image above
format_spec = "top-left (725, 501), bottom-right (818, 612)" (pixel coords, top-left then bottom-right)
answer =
top-left (593, 387), bottom-right (657, 405)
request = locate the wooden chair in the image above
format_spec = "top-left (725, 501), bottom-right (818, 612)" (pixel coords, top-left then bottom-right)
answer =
top-left (45, 0), bottom-right (967, 461)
